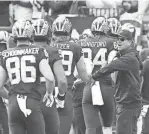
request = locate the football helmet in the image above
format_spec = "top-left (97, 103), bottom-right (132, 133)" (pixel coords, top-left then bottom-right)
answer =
top-left (91, 17), bottom-right (110, 34)
top-left (32, 19), bottom-right (49, 37)
top-left (52, 16), bottom-right (72, 36)
top-left (12, 20), bottom-right (34, 39)
top-left (108, 18), bottom-right (121, 34)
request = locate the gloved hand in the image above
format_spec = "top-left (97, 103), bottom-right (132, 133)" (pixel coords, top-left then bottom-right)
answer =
top-left (55, 93), bottom-right (66, 108)
top-left (43, 92), bottom-right (54, 107)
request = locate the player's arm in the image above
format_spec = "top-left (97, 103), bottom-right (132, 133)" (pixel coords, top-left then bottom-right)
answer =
top-left (53, 59), bottom-right (67, 95)
top-left (76, 56), bottom-right (91, 83)
top-left (39, 48), bottom-right (55, 94)
top-left (92, 55), bottom-right (137, 80)
top-left (50, 49), bottom-right (67, 95)
top-left (75, 45), bottom-right (91, 83)
top-left (39, 59), bottom-right (55, 94)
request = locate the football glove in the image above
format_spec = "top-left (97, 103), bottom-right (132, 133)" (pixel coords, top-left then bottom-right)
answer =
top-left (43, 92), bottom-right (54, 107)
top-left (55, 93), bottom-right (66, 108)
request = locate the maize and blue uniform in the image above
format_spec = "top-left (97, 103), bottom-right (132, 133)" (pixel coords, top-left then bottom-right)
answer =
top-left (50, 41), bottom-right (83, 134)
top-left (77, 36), bottom-right (115, 131)
top-left (0, 44), bottom-right (48, 134)
top-left (37, 44), bottom-right (62, 134)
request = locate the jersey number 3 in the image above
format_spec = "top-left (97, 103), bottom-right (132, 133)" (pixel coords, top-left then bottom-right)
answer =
top-left (6, 55), bottom-right (36, 85)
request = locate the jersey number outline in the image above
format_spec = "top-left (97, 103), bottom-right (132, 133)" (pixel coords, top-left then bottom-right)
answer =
top-left (6, 55), bottom-right (36, 85)
top-left (60, 50), bottom-right (73, 76)
top-left (82, 48), bottom-right (107, 66)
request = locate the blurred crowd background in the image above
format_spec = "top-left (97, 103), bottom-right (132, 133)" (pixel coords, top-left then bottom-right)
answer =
top-left (0, 0), bottom-right (149, 48)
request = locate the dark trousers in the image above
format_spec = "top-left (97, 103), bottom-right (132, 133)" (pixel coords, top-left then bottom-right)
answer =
top-left (116, 106), bottom-right (141, 134)
top-left (8, 95), bottom-right (45, 134)
top-left (0, 106), bottom-right (9, 134)
top-left (73, 106), bottom-right (86, 134)
top-left (58, 91), bottom-right (73, 134)
top-left (83, 82), bottom-right (115, 128)
top-left (40, 102), bottom-right (60, 134)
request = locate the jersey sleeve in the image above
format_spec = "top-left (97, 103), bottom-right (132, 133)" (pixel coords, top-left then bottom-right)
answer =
top-left (48, 47), bottom-right (62, 67)
top-left (38, 47), bottom-right (49, 63)
top-left (74, 44), bottom-right (83, 63)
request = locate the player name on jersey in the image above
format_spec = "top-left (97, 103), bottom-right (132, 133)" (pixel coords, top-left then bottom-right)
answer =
top-left (80, 41), bottom-right (106, 47)
top-left (2, 48), bottom-right (39, 58)
top-left (50, 43), bottom-right (70, 49)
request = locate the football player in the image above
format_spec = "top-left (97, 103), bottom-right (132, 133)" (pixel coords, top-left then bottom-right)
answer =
top-left (72, 58), bottom-right (102, 134)
top-left (51, 16), bottom-right (90, 134)
top-left (107, 18), bottom-right (122, 84)
top-left (32, 19), bottom-right (67, 134)
top-left (78, 17), bottom-right (116, 134)
top-left (0, 20), bottom-right (55, 134)
top-left (107, 17), bottom-right (121, 63)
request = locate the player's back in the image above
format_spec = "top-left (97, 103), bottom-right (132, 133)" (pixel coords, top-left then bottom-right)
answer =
top-left (78, 36), bottom-right (114, 85)
top-left (0, 44), bottom-right (45, 100)
top-left (50, 41), bottom-right (82, 90)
